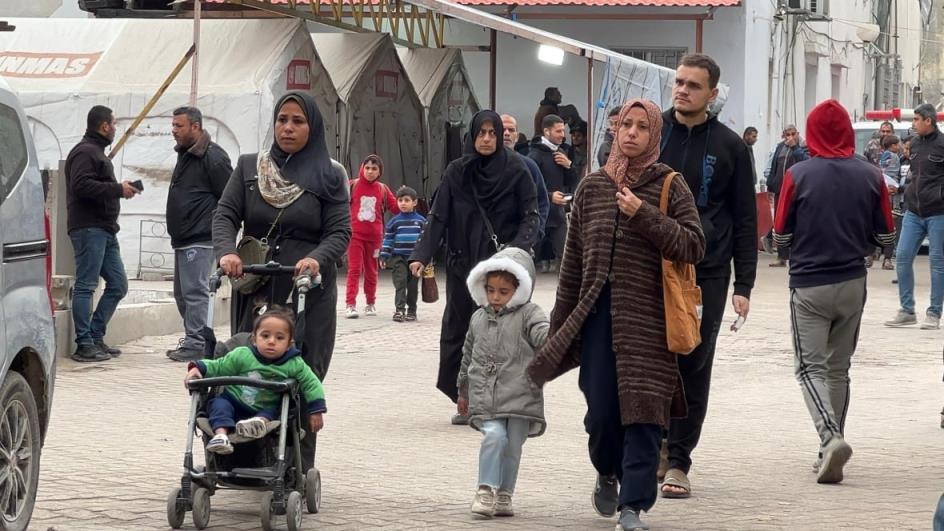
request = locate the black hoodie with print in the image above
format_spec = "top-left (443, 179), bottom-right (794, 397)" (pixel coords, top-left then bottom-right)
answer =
top-left (658, 108), bottom-right (757, 298)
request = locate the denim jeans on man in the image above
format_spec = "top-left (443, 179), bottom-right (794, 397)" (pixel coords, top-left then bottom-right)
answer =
top-left (70, 228), bottom-right (129, 346)
top-left (173, 245), bottom-right (216, 350)
top-left (478, 418), bottom-right (530, 493)
top-left (895, 211), bottom-right (944, 316)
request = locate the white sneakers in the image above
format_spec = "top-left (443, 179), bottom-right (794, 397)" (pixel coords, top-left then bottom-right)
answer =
top-left (236, 416), bottom-right (268, 439)
top-left (206, 434), bottom-right (233, 455)
top-left (206, 417), bottom-right (270, 455)
top-left (921, 314), bottom-right (941, 330)
top-left (346, 305), bottom-right (378, 318)
top-left (494, 491), bottom-right (514, 517)
top-left (470, 486), bottom-right (496, 518)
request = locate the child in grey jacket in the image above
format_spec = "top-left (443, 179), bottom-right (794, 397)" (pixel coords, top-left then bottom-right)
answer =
top-left (457, 247), bottom-right (549, 519)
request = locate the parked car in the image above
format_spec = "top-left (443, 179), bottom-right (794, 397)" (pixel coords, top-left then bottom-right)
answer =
top-left (0, 77), bottom-right (56, 531)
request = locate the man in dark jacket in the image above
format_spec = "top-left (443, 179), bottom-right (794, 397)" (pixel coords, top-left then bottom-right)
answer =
top-left (65, 105), bottom-right (140, 362)
top-left (743, 126), bottom-right (758, 184)
top-left (529, 114), bottom-right (577, 273)
top-left (502, 113), bottom-right (549, 236)
top-left (533, 86), bottom-right (561, 137)
top-left (657, 54), bottom-right (758, 497)
top-left (763, 125), bottom-right (809, 266)
top-left (886, 104), bottom-right (944, 330)
top-left (596, 106), bottom-right (622, 167)
top-left (774, 99), bottom-right (895, 484)
top-left (166, 106), bottom-right (233, 361)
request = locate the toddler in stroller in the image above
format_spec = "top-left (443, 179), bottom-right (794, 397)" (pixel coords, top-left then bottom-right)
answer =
top-left (169, 264), bottom-right (326, 531)
top-left (185, 307), bottom-right (326, 454)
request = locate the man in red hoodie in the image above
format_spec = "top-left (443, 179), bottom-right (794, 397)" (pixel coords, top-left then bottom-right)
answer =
top-left (346, 154), bottom-right (399, 318)
top-left (774, 99), bottom-right (895, 485)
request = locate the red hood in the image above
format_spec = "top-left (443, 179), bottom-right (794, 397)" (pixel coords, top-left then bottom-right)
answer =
top-left (805, 99), bottom-right (855, 158)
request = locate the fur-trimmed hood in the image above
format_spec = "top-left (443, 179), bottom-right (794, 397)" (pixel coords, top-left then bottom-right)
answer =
top-left (466, 247), bottom-right (536, 309)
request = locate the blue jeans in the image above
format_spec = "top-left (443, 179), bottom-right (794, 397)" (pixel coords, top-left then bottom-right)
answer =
top-left (477, 418), bottom-right (530, 493)
top-left (207, 393), bottom-right (278, 431)
top-left (69, 228), bottom-right (128, 346)
top-left (895, 211), bottom-right (944, 317)
top-left (935, 493), bottom-right (944, 531)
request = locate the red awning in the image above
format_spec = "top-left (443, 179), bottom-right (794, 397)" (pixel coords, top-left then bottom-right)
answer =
top-left (202, 0), bottom-right (739, 6)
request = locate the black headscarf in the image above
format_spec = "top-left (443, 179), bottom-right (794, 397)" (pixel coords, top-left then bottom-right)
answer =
top-left (269, 92), bottom-right (347, 204)
top-left (463, 110), bottom-right (515, 204)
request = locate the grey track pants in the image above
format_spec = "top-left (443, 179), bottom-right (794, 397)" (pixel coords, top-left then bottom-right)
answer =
top-left (173, 246), bottom-right (216, 350)
top-left (789, 276), bottom-right (867, 447)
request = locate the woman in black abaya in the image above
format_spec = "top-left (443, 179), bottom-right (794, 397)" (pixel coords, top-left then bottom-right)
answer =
top-left (213, 92), bottom-right (351, 471)
top-left (409, 110), bottom-right (540, 424)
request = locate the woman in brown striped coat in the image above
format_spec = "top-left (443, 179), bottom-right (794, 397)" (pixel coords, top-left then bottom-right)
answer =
top-left (527, 99), bottom-right (705, 530)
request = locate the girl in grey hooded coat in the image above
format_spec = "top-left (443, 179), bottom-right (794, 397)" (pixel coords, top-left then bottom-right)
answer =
top-left (457, 247), bottom-right (549, 518)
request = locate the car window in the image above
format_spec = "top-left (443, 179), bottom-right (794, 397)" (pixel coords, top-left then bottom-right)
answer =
top-left (0, 102), bottom-right (28, 206)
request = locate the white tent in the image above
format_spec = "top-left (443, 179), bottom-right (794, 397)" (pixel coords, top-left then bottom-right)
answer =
top-left (397, 47), bottom-right (479, 199)
top-left (311, 32), bottom-right (425, 193)
top-left (0, 18), bottom-right (340, 276)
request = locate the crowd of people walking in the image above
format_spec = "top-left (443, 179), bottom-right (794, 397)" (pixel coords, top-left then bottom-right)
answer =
top-left (63, 48), bottom-right (940, 530)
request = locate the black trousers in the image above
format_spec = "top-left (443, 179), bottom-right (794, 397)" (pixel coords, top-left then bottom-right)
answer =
top-left (579, 283), bottom-right (661, 512)
top-left (436, 266), bottom-right (477, 402)
top-left (667, 275), bottom-right (730, 474)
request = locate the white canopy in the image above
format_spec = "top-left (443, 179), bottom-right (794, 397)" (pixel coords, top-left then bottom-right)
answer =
top-left (397, 47), bottom-right (479, 196)
top-left (0, 18), bottom-right (340, 275)
top-left (311, 32), bottom-right (425, 194)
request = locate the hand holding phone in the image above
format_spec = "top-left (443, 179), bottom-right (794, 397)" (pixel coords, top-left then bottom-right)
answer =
top-left (130, 179), bottom-right (144, 192)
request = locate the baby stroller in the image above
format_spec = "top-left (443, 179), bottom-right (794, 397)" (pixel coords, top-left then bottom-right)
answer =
top-left (167, 262), bottom-right (322, 531)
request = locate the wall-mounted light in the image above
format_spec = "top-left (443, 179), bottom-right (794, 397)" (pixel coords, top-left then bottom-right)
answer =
top-left (538, 45), bottom-right (564, 66)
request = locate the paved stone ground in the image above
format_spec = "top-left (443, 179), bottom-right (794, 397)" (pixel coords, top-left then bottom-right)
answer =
top-left (31, 254), bottom-right (944, 530)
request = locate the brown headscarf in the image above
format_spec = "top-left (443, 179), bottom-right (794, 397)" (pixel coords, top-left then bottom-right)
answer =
top-left (603, 98), bottom-right (664, 186)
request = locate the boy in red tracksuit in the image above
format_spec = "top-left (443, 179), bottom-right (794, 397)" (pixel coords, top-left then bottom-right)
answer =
top-left (345, 154), bottom-right (399, 318)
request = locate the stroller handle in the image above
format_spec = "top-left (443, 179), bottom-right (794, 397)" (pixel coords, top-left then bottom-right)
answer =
top-left (242, 262), bottom-right (298, 275)
top-left (209, 262), bottom-right (323, 293)
top-left (186, 376), bottom-right (298, 393)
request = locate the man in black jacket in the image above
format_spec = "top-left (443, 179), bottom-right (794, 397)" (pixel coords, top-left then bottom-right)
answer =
top-left (657, 54), bottom-right (758, 497)
top-left (165, 106), bottom-right (233, 361)
top-left (65, 105), bottom-right (140, 362)
top-left (886, 104), bottom-right (944, 330)
top-left (529, 114), bottom-right (577, 273)
top-left (596, 106), bottom-right (622, 167)
top-left (763, 125), bottom-right (809, 266)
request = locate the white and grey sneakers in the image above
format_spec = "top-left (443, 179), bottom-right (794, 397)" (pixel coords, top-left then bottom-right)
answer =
top-left (470, 486), bottom-right (496, 518)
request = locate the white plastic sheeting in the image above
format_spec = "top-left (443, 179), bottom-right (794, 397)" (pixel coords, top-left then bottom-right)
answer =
top-left (311, 32), bottom-right (425, 193)
top-left (397, 47), bottom-right (479, 198)
top-left (591, 55), bottom-right (729, 171)
top-left (0, 18), bottom-right (339, 275)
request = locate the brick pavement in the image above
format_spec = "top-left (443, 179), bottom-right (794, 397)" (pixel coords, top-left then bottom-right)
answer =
top-left (31, 254), bottom-right (944, 530)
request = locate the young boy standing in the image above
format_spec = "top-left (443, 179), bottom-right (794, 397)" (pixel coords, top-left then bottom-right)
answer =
top-left (380, 186), bottom-right (426, 322)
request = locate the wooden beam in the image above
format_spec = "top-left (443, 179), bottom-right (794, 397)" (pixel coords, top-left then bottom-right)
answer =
top-left (111, 45), bottom-right (196, 159)
top-left (696, 18), bottom-right (703, 52)
top-left (221, 0), bottom-right (422, 47)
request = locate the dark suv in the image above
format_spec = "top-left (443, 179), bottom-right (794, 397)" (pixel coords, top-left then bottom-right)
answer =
top-left (0, 78), bottom-right (56, 531)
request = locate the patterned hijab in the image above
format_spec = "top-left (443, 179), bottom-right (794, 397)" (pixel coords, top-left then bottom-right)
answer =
top-left (258, 92), bottom-right (347, 208)
top-left (603, 98), bottom-right (664, 186)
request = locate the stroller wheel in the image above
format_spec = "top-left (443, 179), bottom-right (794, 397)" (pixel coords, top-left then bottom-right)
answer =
top-left (286, 491), bottom-right (304, 531)
top-left (305, 468), bottom-right (322, 514)
top-left (192, 487), bottom-right (211, 529)
top-left (260, 491), bottom-right (275, 531)
top-left (166, 487), bottom-right (185, 529)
